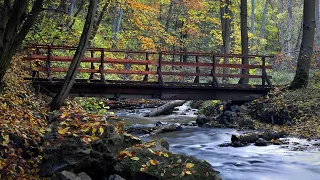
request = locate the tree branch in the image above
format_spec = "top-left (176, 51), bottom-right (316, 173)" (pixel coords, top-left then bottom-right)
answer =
top-left (41, 8), bottom-right (68, 14)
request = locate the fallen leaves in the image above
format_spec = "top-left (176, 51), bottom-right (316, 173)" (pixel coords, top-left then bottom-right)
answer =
top-left (0, 55), bottom-right (48, 178)
top-left (131, 157), bottom-right (140, 161)
top-left (149, 159), bottom-right (158, 166)
top-left (186, 163), bottom-right (195, 169)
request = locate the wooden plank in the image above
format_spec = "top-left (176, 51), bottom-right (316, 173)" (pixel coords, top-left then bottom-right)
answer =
top-left (103, 70), bottom-right (157, 75)
top-left (24, 55), bottom-right (159, 65)
top-left (29, 67), bottom-right (158, 75)
top-left (215, 74), bottom-right (262, 78)
top-left (161, 71), bottom-right (264, 79)
top-left (162, 61), bottom-right (272, 69)
top-left (24, 55), bottom-right (272, 70)
top-left (33, 67), bottom-right (99, 73)
top-left (161, 72), bottom-right (212, 77)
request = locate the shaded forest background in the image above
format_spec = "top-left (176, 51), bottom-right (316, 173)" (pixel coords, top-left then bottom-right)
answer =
top-left (24, 0), bottom-right (319, 58)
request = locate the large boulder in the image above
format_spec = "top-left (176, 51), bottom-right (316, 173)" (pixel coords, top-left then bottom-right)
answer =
top-left (255, 138), bottom-right (268, 146)
top-left (196, 115), bottom-right (210, 126)
top-left (114, 140), bottom-right (221, 180)
top-left (40, 112), bottom-right (140, 179)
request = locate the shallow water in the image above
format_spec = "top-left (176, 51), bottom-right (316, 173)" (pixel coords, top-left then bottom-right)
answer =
top-left (118, 103), bottom-right (320, 180)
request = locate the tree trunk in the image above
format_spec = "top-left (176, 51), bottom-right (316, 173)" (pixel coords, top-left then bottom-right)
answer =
top-left (0, 0), bottom-right (44, 84)
top-left (256, 0), bottom-right (269, 55)
top-left (90, 0), bottom-right (110, 41)
top-left (280, 0), bottom-right (285, 52)
top-left (165, 0), bottom-right (174, 32)
top-left (287, 0), bottom-right (293, 56)
top-left (239, 0), bottom-right (249, 84)
top-left (316, 0), bottom-right (320, 47)
top-left (50, 0), bottom-right (97, 110)
top-left (295, 17), bottom-right (303, 51)
top-left (290, 0), bottom-right (316, 90)
top-left (250, 0), bottom-right (255, 49)
top-left (113, 8), bottom-right (123, 48)
top-left (220, 0), bottom-right (232, 82)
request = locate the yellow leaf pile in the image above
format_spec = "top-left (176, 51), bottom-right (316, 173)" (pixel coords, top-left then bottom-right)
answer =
top-left (0, 55), bottom-right (48, 179)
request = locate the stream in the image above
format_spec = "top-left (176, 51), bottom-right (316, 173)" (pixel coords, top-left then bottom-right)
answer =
top-left (116, 102), bottom-right (320, 180)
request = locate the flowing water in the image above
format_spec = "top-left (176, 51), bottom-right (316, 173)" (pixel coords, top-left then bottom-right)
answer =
top-left (116, 102), bottom-right (320, 180)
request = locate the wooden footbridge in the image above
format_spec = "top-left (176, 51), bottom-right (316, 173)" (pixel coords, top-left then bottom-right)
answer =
top-left (24, 45), bottom-right (273, 101)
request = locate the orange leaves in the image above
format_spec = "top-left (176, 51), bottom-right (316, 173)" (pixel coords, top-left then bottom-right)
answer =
top-left (118, 150), bottom-right (137, 160)
top-left (55, 111), bottom-right (110, 145)
top-left (149, 159), bottom-right (158, 166)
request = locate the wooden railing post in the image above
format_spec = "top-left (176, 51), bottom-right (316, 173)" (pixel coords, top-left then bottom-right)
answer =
top-left (100, 49), bottom-right (106, 84)
top-left (89, 50), bottom-right (95, 80)
top-left (194, 55), bottom-right (200, 83)
top-left (262, 56), bottom-right (266, 88)
top-left (211, 55), bottom-right (219, 88)
top-left (157, 52), bottom-right (164, 86)
top-left (46, 45), bottom-right (52, 78)
top-left (143, 52), bottom-right (150, 82)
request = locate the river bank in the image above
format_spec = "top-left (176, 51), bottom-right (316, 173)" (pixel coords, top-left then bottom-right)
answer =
top-left (193, 84), bottom-right (320, 140)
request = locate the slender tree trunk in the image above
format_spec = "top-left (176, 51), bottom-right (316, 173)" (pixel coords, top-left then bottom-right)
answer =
top-left (250, 0), bottom-right (255, 49)
top-left (113, 8), bottom-right (123, 48)
top-left (239, 0), bottom-right (249, 84)
top-left (91, 0), bottom-right (110, 41)
top-left (0, 0), bottom-right (44, 84)
top-left (280, 0), bottom-right (285, 52)
top-left (290, 0), bottom-right (316, 90)
top-left (220, 0), bottom-right (232, 82)
top-left (316, 0), bottom-right (320, 47)
top-left (68, 0), bottom-right (85, 29)
top-left (50, 0), bottom-right (97, 110)
top-left (287, 0), bottom-right (293, 56)
top-left (256, 0), bottom-right (269, 55)
top-left (165, 0), bottom-right (174, 32)
top-left (295, 17), bottom-right (304, 51)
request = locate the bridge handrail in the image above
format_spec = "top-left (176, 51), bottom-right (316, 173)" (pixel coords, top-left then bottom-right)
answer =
top-left (23, 44), bottom-right (273, 88)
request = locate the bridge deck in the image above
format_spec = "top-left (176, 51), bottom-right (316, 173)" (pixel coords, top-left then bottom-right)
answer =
top-left (30, 79), bottom-right (271, 101)
top-left (24, 45), bottom-right (274, 101)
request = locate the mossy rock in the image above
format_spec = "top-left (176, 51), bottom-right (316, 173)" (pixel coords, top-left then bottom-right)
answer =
top-left (115, 140), bottom-right (221, 180)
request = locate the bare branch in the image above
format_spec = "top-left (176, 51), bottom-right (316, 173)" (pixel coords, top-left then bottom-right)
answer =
top-left (41, 8), bottom-right (68, 14)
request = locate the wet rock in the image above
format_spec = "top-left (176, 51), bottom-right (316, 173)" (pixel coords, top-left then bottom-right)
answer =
top-left (50, 171), bottom-right (92, 180)
top-left (173, 107), bottom-right (180, 111)
top-left (231, 131), bottom-right (287, 145)
top-left (219, 143), bottom-right (231, 147)
top-left (231, 133), bottom-right (259, 144)
top-left (108, 174), bottom-right (126, 180)
top-left (238, 118), bottom-right (254, 129)
top-left (231, 141), bottom-right (246, 147)
top-left (255, 138), bottom-right (268, 146)
top-left (156, 123), bottom-right (183, 133)
top-left (261, 131), bottom-right (286, 141)
top-left (196, 115), bottom-right (210, 126)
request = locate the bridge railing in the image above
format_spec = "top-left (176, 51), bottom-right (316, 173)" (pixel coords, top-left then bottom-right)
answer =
top-left (24, 44), bottom-right (273, 88)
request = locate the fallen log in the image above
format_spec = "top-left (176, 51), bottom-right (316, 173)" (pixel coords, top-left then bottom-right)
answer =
top-left (144, 100), bottom-right (187, 117)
